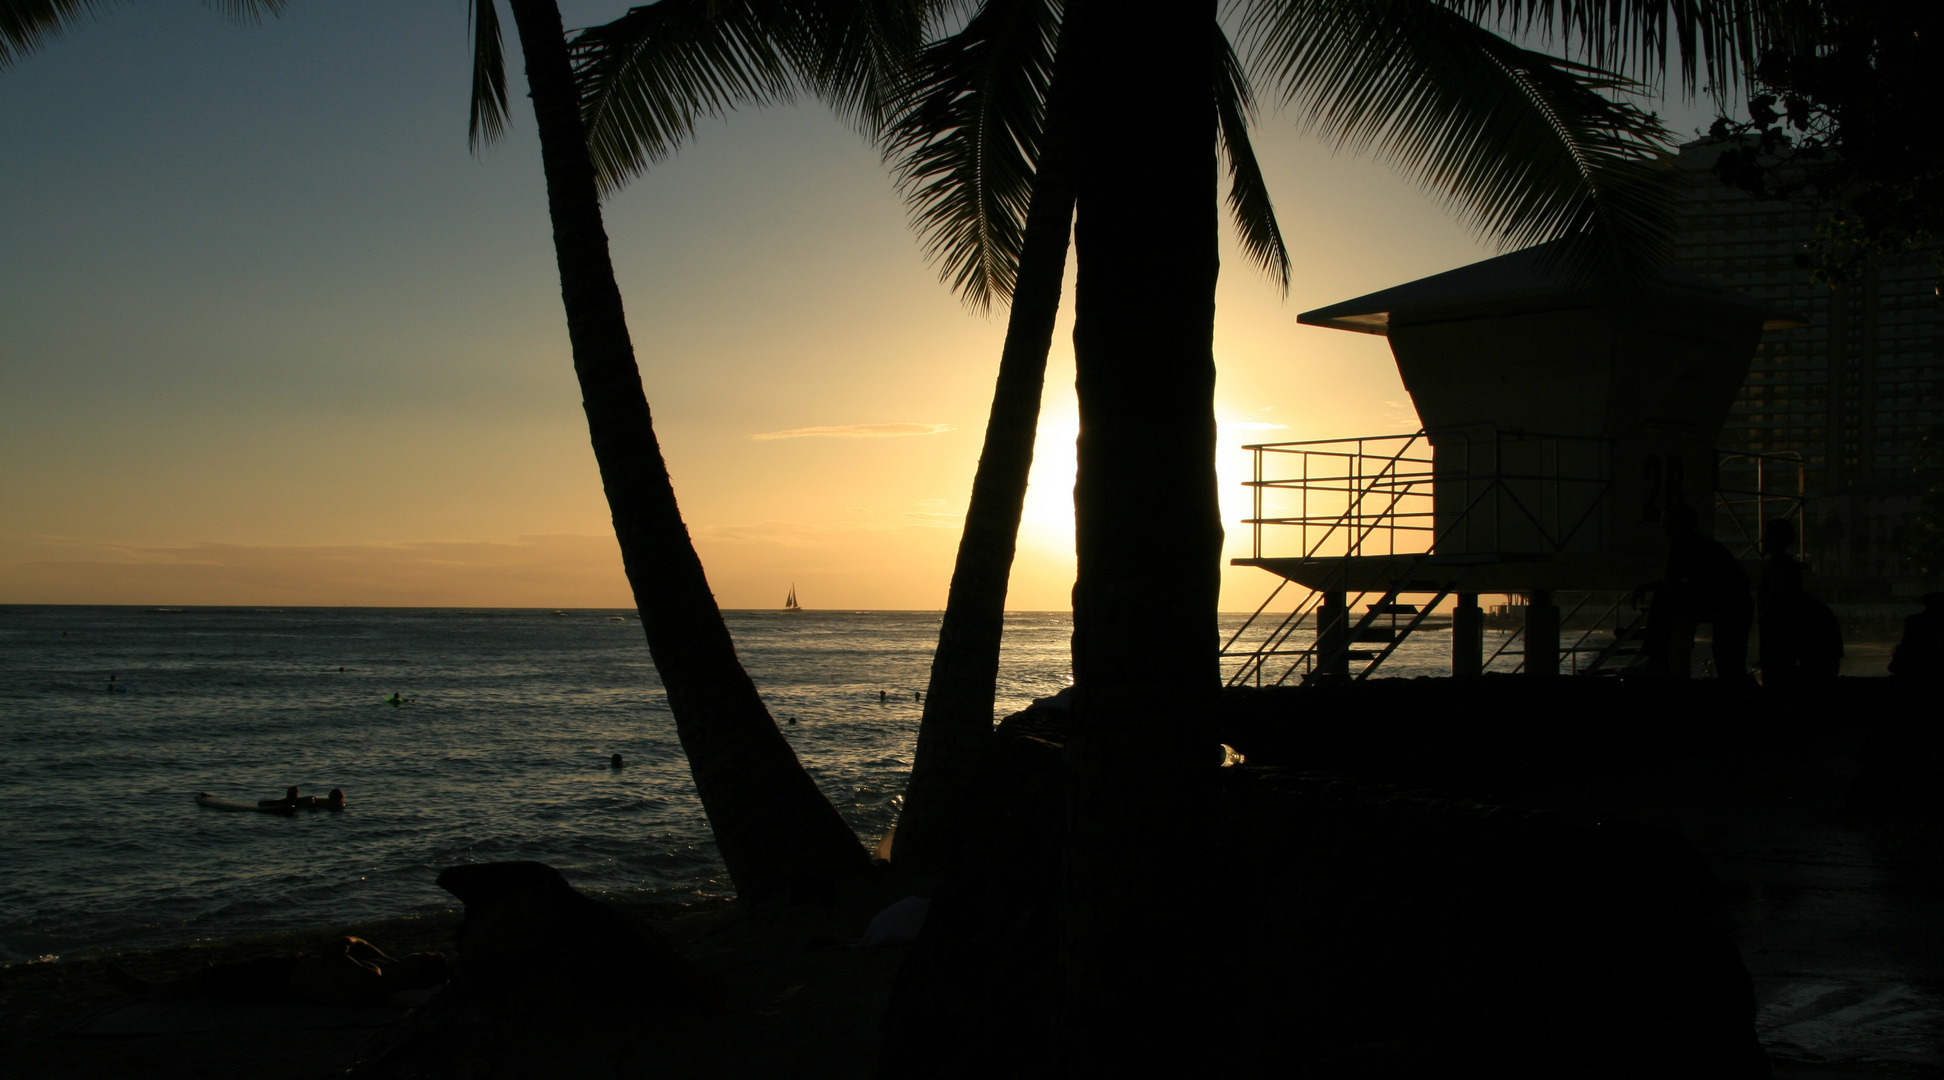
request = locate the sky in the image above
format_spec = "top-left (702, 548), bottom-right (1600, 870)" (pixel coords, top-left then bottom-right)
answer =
top-left (0, 1), bottom-right (1728, 611)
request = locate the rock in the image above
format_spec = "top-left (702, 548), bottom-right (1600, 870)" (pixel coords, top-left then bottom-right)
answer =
top-left (435, 861), bottom-right (723, 1014)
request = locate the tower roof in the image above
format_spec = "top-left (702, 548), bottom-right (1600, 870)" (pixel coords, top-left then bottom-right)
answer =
top-left (1297, 239), bottom-right (1806, 335)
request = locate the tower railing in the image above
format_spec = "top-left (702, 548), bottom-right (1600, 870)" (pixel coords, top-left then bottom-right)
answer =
top-left (1225, 431), bottom-right (1801, 684)
top-left (1713, 448), bottom-right (1809, 561)
top-left (1225, 425), bottom-right (1614, 684)
top-left (1241, 424), bottom-right (1613, 565)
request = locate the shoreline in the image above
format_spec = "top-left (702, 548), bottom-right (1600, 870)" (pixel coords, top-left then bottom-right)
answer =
top-left (4, 872), bottom-right (923, 1080)
top-left (0, 896), bottom-right (736, 1041)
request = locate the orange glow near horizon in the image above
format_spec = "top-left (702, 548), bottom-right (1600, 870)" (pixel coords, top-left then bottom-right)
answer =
top-left (7, 4), bottom-right (1719, 612)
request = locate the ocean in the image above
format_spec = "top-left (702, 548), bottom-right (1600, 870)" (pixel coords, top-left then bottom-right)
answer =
top-left (0, 604), bottom-right (1463, 964)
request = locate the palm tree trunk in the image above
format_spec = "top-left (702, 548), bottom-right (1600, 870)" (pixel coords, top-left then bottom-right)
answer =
top-left (1061, 0), bottom-right (1224, 1070)
top-left (891, 54), bottom-right (1078, 876)
top-left (504, 0), bottom-right (868, 904)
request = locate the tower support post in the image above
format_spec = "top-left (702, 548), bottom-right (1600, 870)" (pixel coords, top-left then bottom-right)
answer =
top-left (1525, 590), bottom-right (1560, 677)
top-left (1318, 589), bottom-right (1350, 680)
top-left (1453, 593), bottom-right (1483, 677)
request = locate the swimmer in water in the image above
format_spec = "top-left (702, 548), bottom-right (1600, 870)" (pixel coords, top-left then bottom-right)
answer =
top-left (255, 787), bottom-right (344, 812)
top-left (610, 753), bottom-right (625, 769)
top-left (259, 786), bottom-right (309, 812)
top-left (879, 690), bottom-right (888, 702)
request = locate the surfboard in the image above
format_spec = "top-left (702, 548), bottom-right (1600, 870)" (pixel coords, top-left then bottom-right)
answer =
top-left (195, 794), bottom-right (283, 813)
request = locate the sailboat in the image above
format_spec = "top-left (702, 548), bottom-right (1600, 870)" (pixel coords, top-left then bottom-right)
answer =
top-left (784, 584), bottom-right (803, 613)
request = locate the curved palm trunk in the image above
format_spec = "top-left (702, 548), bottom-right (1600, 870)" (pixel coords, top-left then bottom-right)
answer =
top-left (1062, 0), bottom-right (1223, 1070)
top-left (504, 0), bottom-right (867, 904)
top-left (892, 62), bottom-right (1077, 875)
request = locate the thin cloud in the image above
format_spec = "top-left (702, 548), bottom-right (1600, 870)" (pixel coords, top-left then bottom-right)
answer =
top-left (751, 423), bottom-right (954, 441)
top-left (902, 511), bottom-right (964, 528)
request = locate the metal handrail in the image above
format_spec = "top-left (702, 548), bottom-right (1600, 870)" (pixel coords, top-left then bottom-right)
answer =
top-left (1223, 429), bottom-right (1792, 684)
top-left (1243, 424), bottom-right (1613, 566)
top-left (1714, 449), bottom-right (1808, 562)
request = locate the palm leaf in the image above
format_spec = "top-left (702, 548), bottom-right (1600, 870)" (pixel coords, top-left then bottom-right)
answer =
top-left (1, 0), bottom-right (284, 69)
top-left (1216, 24), bottom-right (1289, 294)
top-left (881, 0), bottom-right (1063, 311)
top-left (1245, 0), bottom-right (1678, 283)
top-left (469, 0), bottom-right (509, 152)
top-left (571, 0), bottom-right (803, 194)
top-left (794, 0), bottom-right (930, 136)
top-left (1438, 0), bottom-right (1774, 94)
top-left (571, 0), bottom-right (924, 196)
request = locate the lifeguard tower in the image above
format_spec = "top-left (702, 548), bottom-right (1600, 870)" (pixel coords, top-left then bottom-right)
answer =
top-left (1225, 241), bottom-right (1808, 683)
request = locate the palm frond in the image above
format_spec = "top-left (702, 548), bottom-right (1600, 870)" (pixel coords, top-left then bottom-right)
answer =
top-left (2, 0), bottom-right (283, 69)
top-left (1245, 0), bottom-right (1678, 284)
top-left (469, 0), bottom-right (510, 152)
top-left (1215, 24), bottom-right (1289, 294)
top-left (792, 0), bottom-right (930, 137)
top-left (571, 0), bottom-right (804, 196)
top-left (204, 0), bottom-right (286, 25)
top-left (1434, 0), bottom-right (1776, 94)
top-left (881, 0), bottom-right (1063, 311)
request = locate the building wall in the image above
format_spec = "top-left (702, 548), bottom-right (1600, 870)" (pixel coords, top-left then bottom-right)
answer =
top-left (1672, 141), bottom-right (1942, 598)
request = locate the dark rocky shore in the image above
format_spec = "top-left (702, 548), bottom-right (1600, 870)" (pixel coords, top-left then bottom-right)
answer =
top-left (886, 676), bottom-right (1943, 1079)
top-left (5, 676), bottom-right (1939, 1079)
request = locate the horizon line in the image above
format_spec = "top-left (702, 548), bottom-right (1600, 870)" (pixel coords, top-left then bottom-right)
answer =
top-left (0, 603), bottom-right (1281, 616)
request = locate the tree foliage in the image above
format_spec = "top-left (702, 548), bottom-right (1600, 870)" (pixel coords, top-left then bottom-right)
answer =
top-left (1244, 0), bottom-right (1686, 284)
top-left (0, 0), bottom-right (284, 69)
top-left (1707, 0), bottom-right (1943, 292)
top-left (1900, 425), bottom-right (1944, 578)
top-left (878, 0), bottom-right (1290, 313)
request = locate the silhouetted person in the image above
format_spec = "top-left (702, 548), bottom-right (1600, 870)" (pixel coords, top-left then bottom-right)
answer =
top-left (1890, 592), bottom-right (1944, 681)
top-left (260, 786), bottom-right (309, 811)
top-left (610, 753), bottom-right (625, 769)
top-left (1644, 504), bottom-right (1753, 684)
top-left (1758, 517), bottom-right (1810, 686)
top-left (914, 691), bottom-right (922, 702)
top-left (1799, 594), bottom-right (1844, 682)
top-left (879, 690), bottom-right (888, 702)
